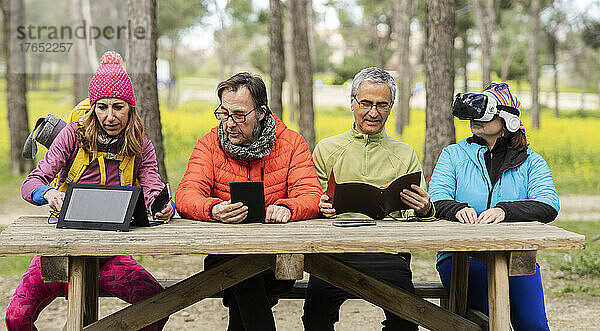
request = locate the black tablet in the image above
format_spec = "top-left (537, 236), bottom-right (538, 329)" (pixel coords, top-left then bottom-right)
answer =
top-left (57, 183), bottom-right (148, 231)
top-left (229, 181), bottom-right (266, 223)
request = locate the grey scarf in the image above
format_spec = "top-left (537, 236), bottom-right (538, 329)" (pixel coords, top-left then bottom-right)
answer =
top-left (218, 115), bottom-right (277, 161)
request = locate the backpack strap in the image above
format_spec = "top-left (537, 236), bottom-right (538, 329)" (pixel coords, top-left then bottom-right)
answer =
top-left (117, 154), bottom-right (136, 186)
top-left (57, 148), bottom-right (136, 192)
top-left (58, 148), bottom-right (91, 192)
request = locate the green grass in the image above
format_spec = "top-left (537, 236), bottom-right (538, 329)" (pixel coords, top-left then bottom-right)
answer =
top-left (0, 226), bottom-right (34, 276)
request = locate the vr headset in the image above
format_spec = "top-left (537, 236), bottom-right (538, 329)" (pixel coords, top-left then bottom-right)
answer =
top-left (452, 92), bottom-right (521, 132)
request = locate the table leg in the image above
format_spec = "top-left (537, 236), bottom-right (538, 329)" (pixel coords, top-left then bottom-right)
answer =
top-left (83, 258), bottom-right (99, 326)
top-left (449, 252), bottom-right (469, 317)
top-left (66, 257), bottom-right (98, 331)
top-left (66, 257), bottom-right (85, 331)
top-left (487, 252), bottom-right (510, 331)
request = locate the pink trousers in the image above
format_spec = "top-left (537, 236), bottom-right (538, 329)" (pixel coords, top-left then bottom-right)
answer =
top-left (5, 255), bottom-right (167, 331)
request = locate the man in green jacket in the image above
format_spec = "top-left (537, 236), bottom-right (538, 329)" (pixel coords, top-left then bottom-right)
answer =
top-left (302, 67), bottom-right (433, 330)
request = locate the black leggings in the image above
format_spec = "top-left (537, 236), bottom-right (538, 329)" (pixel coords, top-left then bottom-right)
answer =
top-left (302, 253), bottom-right (418, 331)
top-left (204, 255), bottom-right (294, 331)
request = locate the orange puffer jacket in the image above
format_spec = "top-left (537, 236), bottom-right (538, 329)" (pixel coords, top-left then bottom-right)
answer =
top-left (175, 114), bottom-right (322, 221)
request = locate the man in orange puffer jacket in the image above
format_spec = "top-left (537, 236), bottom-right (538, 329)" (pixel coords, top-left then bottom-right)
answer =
top-left (175, 72), bottom-right (321, 330)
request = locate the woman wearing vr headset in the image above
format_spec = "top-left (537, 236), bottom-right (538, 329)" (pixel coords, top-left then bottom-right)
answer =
top-left (6, 51), bottom-right (172, 330)
top-left (429, 83), bottom-right (559, 330)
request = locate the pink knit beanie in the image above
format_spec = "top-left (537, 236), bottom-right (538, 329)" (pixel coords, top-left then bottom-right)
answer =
top-left (88, 51), bottom-right (136, 106)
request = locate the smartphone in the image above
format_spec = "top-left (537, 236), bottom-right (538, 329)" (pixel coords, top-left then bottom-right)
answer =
top-left (332, 221), bottom-right (377, 227)
top-left (151, 183), bottom-right (171, 219)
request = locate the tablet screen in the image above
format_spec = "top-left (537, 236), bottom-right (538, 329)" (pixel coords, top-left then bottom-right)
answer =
top-left (64, 188), bottom-right (132, 223)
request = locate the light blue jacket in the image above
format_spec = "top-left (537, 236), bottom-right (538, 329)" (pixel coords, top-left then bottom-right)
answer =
top-left (429, 137), bottom-right (560, 263)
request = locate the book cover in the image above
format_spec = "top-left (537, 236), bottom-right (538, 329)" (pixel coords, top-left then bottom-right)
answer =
top-left (325, 171), bottom-right (422, 220)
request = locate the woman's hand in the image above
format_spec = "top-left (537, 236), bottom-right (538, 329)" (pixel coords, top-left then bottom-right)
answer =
top-left (44, 189), bottom-right (65, 212)
top-left (152, 192), bottom-right (174, 223)
top-left (319, 194), bottom-right (336, 218)
top-left (477, 207), bottom-right (505, 224)
top-left (455, 207), bottom-right (477, 223)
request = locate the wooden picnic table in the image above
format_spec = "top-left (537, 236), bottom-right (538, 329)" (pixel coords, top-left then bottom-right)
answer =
top-left (0, 216), bottom-right (585, 331)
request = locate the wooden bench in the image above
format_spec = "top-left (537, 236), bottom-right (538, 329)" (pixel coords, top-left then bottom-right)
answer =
top-left (56, 279), bottom-right (449, 302)
top-left (95, 279), bottom-right (450, 301)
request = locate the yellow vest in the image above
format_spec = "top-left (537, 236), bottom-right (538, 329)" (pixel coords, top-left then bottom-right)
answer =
top-left (54, 98), bottom-right (137, 191)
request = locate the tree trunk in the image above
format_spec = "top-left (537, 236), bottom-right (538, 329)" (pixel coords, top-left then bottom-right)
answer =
top-left (284, 2), bottom-right (298, 122)
top-left (3, 0), bottom-right (33, 174)
top-left (529, 0), bottom-right (540, 128)
top-left (291, 0), bottom-right (315, 150)
top-left (473, 0), bottom-right (490, 89)
top-left (553, 60), bottom-right (559, 117)
top-left (500, 42), bottom-right (517, 82)
top-left (70, 0), bottom-right (93, 104)
top-left (394, 0), bottom-right (414, 135)
top-left (460, 33), bottom-right (469, 92)
top-left (127, 0), bottom-right (168, 181)
top-left (548, 32), bottom-right (559, 118)
top-left (306, 0), bottom-right (316, 70)
top-left (423, 0), bottom-right (455, 184)
top-left (269, 0), bottom-right (285, 119)
top-left (167, 35), bottom-right (178, 108)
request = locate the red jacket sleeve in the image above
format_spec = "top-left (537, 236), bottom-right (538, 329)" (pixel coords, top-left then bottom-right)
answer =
top-left (174, 135), bottom-right (223, 221)
top-left (274, 133), bottom-right (322, 221)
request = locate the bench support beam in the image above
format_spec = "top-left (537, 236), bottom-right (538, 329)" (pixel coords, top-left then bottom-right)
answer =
top-left (273, 254), bottom-right (304, 280)
top-left (508, 250), bottom-right (537, 276)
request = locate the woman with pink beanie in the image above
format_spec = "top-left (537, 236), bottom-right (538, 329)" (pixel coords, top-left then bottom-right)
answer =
top-left (5, 51), bottom-right (171, 330)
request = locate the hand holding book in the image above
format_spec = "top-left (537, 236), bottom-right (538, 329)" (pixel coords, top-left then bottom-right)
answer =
top-left (324, 171), bottom-right (427, 220)
top-left (399, 184), bottom-right (432, 217)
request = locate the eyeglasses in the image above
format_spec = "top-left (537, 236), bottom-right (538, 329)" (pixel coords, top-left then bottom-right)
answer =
top-left (214, 104), bottom-right (259, 123)
top-left (352, 95), bottom-right (391, 112)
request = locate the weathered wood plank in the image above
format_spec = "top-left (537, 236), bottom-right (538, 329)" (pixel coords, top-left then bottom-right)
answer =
top-left (273, 254), bottom-right (304, 280)
top-left (466, 307), bottom-right (489, 330)
top-left (304, 254), bottom-right (481, 331)
top-left (449, 252), bottom-right (469, 317)
top-left (508, 250), bottom-right (537, 276)
top-left (41, 256), bottom-right (69, 283)
top-left (66, 257), bottom-right (85, 331)
top-left (83, 255), bottom-right (272, 331)
top-left (88, 279), bottom-right (449, 300)
top-left (0, 217), bottom-right (585, 257)
top-left (487, 252), bottom-right (510, 331)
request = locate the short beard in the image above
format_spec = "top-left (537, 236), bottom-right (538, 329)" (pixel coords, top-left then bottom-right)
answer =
top-left (238, 114), bottom-right (262, 146)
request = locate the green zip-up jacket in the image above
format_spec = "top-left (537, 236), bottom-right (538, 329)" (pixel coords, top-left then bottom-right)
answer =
top-left (312, 124), bottom-right (434, 219)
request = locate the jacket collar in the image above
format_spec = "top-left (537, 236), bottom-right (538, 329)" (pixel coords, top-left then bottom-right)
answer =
top-left (349, 123), bottom-right (386, 143)
top-left (460, 135), bottom-right (529, 171)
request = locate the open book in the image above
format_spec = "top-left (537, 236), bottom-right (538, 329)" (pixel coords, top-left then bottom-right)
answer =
top-left (325, 170), bottom-right (422, 220)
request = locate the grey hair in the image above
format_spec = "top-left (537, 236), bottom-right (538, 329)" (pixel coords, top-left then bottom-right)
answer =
top-left (351, 67), bottom-right (396, 103)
